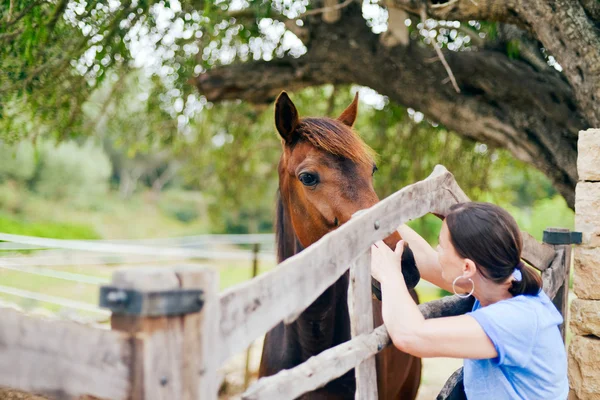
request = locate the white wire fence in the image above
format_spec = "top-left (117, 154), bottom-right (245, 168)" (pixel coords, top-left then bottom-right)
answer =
top-left (0, 232), bottom-right (276, 323)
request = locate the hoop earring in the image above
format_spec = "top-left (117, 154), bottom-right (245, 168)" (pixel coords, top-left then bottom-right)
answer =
top-left (452, 275), bottom-right (475, 298)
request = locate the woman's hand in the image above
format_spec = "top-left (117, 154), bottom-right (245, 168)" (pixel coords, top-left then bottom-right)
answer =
top-left (371, 239), bottom-right (405, 283)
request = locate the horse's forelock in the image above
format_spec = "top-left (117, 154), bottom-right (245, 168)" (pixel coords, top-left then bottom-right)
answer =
top-left (297, 118), bottom-right (375, 169)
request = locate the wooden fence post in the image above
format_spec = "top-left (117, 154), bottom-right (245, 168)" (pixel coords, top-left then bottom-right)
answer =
top-left (348, 249), bottom-right (378, 399)
top-left (104, 266), bottom-right (219, 400)
top-left (542, 228), bottom-right (576, 342)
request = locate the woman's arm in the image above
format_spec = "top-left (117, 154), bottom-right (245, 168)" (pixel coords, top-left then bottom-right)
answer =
top-left (372, 241), bottom-right (497, 359)
top-left (397, 224), bottom-right (453, 293)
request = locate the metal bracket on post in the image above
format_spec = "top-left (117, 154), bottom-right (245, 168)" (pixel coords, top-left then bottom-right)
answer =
top-left (99, 286), bottom-right (204, 317)
top-left (542, 229), bottom-right (582, 245)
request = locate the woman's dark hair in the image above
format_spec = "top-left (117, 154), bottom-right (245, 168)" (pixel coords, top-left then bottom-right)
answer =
top-left (445, 202), bottom-right (542, 296)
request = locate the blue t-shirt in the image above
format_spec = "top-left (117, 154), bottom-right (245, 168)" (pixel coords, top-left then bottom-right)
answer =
top-left (464, 291), bottom-right (568, 399)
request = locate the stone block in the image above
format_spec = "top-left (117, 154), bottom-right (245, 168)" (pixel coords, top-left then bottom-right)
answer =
top-left (578, 129), bottom-right (600, 182)
top-left (571, 298), bottom-right (600, 336)
top-left (576, 183), bottom-right (600, 247)
top-left (569, 335), bottom-right (600, 400)
top-left (573, 246), bottom-right (600, 299)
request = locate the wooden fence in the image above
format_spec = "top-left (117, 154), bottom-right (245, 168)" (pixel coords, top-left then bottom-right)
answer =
top-left (0, 165), bottom-right (573, 399)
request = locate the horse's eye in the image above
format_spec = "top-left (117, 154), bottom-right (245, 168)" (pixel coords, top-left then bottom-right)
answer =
top-left (299, 172), bottom-right (319, 187)
top-left (372, 165), bottom-right (378, 175)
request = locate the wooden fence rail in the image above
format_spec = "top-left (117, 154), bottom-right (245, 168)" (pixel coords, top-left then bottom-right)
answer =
top-left (0, 165), bottom-right (572, 400)
top-left (0, 308), bottom-right (131, 399)
top-left (239, 165), bottom-right (569, 399)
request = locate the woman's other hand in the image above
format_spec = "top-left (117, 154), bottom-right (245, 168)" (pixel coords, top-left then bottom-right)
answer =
top-left (371, 239), bottom-right (405, 283)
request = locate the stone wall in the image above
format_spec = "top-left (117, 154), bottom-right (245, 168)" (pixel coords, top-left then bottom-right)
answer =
top-left (570, 128), bottom-right (600, 400)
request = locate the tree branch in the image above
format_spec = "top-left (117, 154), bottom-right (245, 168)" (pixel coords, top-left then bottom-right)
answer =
top-left (384, 0), bottom-right (600, 126)
top-left (195, 59), bottom-right (352, 104)
top-left (420, 7), bottom-right (460, 93)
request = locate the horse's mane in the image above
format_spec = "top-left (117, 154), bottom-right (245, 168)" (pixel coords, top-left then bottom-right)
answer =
top-left (275, 190), bottom-right (303, 263)
top-left (296, 118), bottom-right (375, 169)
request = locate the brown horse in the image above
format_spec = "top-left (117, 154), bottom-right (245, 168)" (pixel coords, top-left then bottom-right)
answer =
top-left (258, 91), bottom-right (422, 399)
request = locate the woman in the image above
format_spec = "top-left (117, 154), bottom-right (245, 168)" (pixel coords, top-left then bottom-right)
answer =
top-left (371, 202), bottom-right (568, 399)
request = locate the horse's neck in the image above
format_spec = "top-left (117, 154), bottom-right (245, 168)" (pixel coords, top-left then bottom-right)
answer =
top-left (276, 191), bottom-right (351, 360)
top-left (276, 190), bottom-right (304, 263)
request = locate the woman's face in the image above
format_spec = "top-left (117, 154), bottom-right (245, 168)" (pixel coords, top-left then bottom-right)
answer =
top-left (437, 220), bottom-right (469, 283)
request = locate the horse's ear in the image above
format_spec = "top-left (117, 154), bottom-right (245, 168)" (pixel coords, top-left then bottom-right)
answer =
top-left (275, 91), bottom-right (300, 144)
top-left (337, 92), bottom-right (359, 127)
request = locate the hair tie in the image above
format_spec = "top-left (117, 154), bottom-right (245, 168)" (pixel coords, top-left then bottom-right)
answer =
top-left (512, 268), bottom-right (522, 281)
top-left (512, 261), bottom-right (524, 282)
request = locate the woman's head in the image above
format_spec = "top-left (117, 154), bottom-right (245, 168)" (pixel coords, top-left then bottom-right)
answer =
top-left (437, 202), bottom-right (541, 296)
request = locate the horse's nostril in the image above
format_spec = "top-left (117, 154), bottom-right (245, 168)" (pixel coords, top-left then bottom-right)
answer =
top-left (334, 217), bottom-right (339, 226)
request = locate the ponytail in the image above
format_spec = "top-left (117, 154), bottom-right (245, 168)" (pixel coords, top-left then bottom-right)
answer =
top-left (509, 262), bottom-right (542, 296)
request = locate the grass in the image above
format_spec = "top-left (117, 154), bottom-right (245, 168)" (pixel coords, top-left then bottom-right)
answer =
top-left (0, 212), bottom-right (100, 239)
top-left (0, 183), bottom-right (211, 240)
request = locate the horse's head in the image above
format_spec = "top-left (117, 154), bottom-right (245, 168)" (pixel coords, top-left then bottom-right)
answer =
top-left (274, 91), bottom-right (420, 290)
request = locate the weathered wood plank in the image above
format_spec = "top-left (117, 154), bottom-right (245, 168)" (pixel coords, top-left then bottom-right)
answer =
top-left (175, 266), bottom-right (220, 400)
top-left (242, 324), bottom-right (390, 400)
top-left (436, 367), bottom-right (466, 400)
top-left (219, 166), bottom-right (458, 364)
top-left (552, 247), bottom-right (571, 343)
top-left (242, 295), bottom-right (474, 399)
top-left (521, 233), bottom-right (556, 272)
top-left (0, 307), bottom-right (131, 400)
top-left (348, 250), bottom-right (377, 400)
top-left (541, 248), bottom-right (567, 301)
top-left (541, 228), bottom-right (572, 342)
top-left (418, 295), bottom-right (475, 319)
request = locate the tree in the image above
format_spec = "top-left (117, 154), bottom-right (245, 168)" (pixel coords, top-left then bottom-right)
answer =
top-left (2, 0), bottom-right (597, 207)
top-left (195, 0), bottom-right (600, 208)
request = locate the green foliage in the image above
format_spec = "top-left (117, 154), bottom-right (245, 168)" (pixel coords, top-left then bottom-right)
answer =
top-left (407, 214), bottom-right (443, 246)
top-left (479, 150), bottom-right (557, 206)
top-left (33, 140), bottom-right (112, 206)
top-left (355, 100), bottom-right (495, 200)
top-left (0, 1), bottom-right (309, 140)
top-left (0, 139), bottom-right (112, 208)
top-left (0, 141), bottom-right (36, 182)
top-left (158, 190), bottom-right (206, 223)
top-left (0, 0), bottom-right (179, 139)
top-left (508, 196), bottom-right (574, 241)
top-left (0, 182), bottom-right (25, 214)
top-left (178, 95), bottom-right (280, 233)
